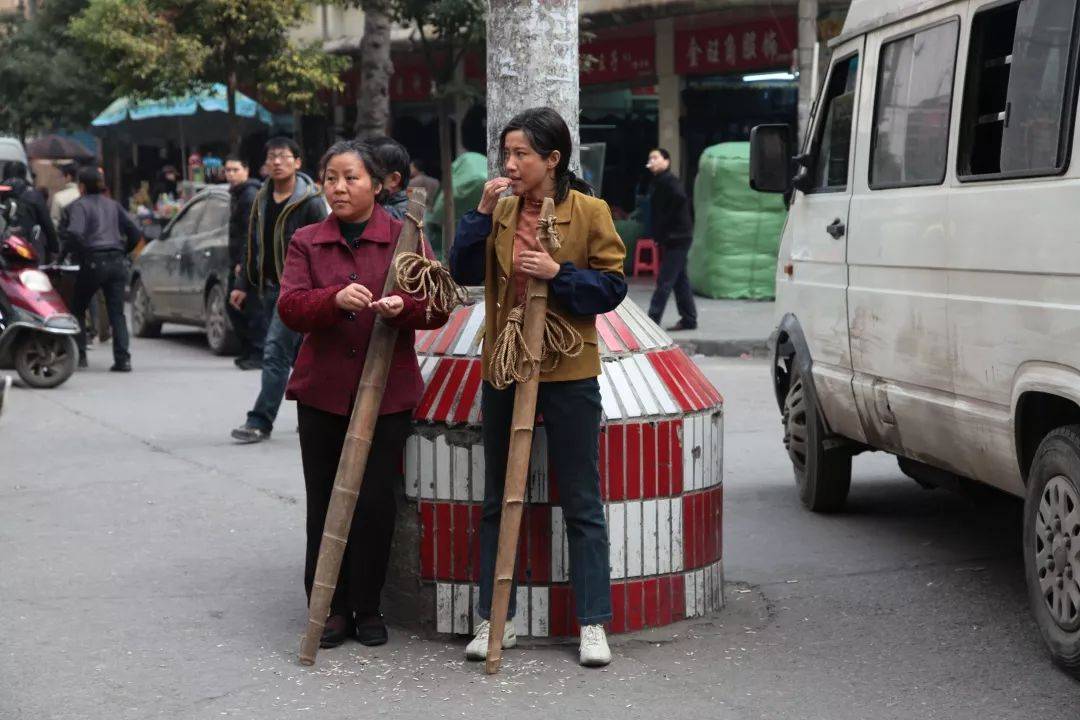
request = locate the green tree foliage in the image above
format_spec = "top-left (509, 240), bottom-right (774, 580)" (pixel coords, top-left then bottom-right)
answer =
top-left (391, 0), bottom-right (485, 246)
top-left (0, 0), bottom-right (111, 139)
top-left (69, 0), bottom-right (348, 150)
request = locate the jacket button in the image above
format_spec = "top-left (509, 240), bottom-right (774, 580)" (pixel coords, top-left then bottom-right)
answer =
top-left (346, 312), bottom-right (356, 321)
top-left (349, 273), bottom-right (358, 281)
top-left (348, 348), bottom-right (357, 357)
top-left (350, 240), bottom-right (361, 250)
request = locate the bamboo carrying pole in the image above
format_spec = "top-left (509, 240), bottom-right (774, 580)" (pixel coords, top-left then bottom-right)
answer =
top-left (485, 196), bottom-right (557, 675)
top-left (298, 188), bottom-right (427, 667)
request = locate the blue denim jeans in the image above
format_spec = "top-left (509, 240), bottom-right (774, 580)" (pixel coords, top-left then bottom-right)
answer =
top-left (245, 284), bottom-right (301, 433)
top-left (477, 378), bottom-right (613, 626)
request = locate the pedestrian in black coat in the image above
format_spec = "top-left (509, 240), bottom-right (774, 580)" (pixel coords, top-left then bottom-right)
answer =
top-left (224, 156), bottom-right (266, 369)
top-left (645, 148), bottom-right (698, 331)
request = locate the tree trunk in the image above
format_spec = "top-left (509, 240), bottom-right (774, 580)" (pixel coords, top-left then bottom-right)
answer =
top-left (438, 95), bottom-right (455, 255)
top-left (797, 0), bottom-right (819, 145)
top-left (355, 0), bottom-right (392, 140)
top-left (485, 0), bottom-right (580, 176)
top-left (226, 69), bottom-right (240, 156)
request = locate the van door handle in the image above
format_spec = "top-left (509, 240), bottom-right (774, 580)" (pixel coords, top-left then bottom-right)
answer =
top-left (826, 218), bottom-right (846, 239)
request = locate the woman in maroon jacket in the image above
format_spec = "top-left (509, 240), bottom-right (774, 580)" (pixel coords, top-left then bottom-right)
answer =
top-left (277, 139), bottom-right (448, 648)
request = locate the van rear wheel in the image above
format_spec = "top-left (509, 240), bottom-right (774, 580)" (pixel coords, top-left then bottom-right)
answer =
top-left (1024, 426), bottom-right (1080, 678)
top-left (783, 365), bottom-right (851, 512)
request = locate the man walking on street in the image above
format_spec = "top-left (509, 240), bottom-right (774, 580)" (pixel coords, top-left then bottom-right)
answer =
top-left (63, 167), bottom-right (141, 372)
top-left (50, 163), bottom-right (81, 228)
top-left (224, 156), bottom-right (265, 370)
top-left (645, 148), bottom-right (697, 331)
top-left (228, 138), bottom-right (327, 444)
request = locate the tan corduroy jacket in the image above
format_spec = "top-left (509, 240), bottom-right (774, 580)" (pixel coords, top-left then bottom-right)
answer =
top-left (481, 189), bottom-right (626, 383)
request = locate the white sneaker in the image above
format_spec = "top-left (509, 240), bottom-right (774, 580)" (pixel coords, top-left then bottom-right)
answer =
top-left (465, 619), bottom-right (517, 661)
top-left (579, 624), bottom-right (611, 667)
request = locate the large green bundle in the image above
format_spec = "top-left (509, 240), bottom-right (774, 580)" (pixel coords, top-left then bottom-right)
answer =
top-left (687, 142), bottom-right (787, 300)
top-left (426, 151), bottom-right (488, 257)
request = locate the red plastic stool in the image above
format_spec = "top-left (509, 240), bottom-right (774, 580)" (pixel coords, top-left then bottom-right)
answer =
top-left (633, 238), bottom-right (661, 277)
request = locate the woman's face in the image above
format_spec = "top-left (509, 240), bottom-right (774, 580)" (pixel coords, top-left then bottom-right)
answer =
top-left (502, 130), bottom-right (559, 197)
top-left (324, 153), bottom-right (381, 223)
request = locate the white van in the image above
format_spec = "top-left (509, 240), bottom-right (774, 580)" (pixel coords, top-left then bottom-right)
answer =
top-left (750, 0), bottom-right (1080, 675)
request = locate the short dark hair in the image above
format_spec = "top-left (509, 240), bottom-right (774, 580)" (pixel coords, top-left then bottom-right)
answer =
top-left (319, 139), bottom-right (386, 188)
top-left (265, 136), bottom-right (301, 158)
top-left (225, 155), bottom-right (248, 168)
top-left (77, 166), bottom-right (104, 194)
top-left (366, 136), bottom-right (410, 191)
top-left (410, 157), bottom-right (425, 173)
top-left (60, 163), bottom-right (79, 180)
top-left (653, 148), bottom-right (671, 161)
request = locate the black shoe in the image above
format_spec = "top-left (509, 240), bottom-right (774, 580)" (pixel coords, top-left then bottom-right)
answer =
top-left (666, 321), bottom-right (697, 332)
top-left (319, 614), bottom-right (350, 649)
top-left (231, 425), bottom-right (269, 443)
top-left (77, 353), bottom-right (88, 369)
top-left (234, 356), bottom-right (263, 370)
top-left (109, 361), bottom-right (132, 372)
top-left (355, 614), bottom-right (388, 646)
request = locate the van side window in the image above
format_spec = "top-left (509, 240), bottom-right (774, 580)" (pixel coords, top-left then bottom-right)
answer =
top-left (959, 0), bottom-right (1079, 178)
top-left (871, 20), bottom-right (959, 188)
top-left (168, 202), bottom-right (203, 238)
top-left (811, 54), bottom-right (859, 191)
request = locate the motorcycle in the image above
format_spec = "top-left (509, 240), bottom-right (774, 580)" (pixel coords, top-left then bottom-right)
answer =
top-left (0, 185), bottom-right (79, 388)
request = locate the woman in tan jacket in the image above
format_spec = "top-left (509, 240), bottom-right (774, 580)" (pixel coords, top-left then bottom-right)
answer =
top-left (450, 107), bottom-right (627, 667)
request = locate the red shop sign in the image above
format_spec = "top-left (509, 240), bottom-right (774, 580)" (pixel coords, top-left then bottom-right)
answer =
top-left (675, 17), bottom-right (796, 76)
top-left (580, 35), bottom-right (655, 86)
top-left (391, 58), bottom-right (434, 102)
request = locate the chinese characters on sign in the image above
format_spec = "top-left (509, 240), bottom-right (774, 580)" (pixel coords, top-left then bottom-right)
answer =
top-left (675, 17), bottom-right (796, 76)
top-left (580, 36), bottom-right (656, 86)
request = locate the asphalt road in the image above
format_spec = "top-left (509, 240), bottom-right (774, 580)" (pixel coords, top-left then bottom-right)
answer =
top-left (2, 323), bottom-right (1078, 719)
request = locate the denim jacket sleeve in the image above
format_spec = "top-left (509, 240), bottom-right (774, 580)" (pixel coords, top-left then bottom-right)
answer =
top-left (549, 197), bottom-right (627, 316)
top-left (449, 209), bottom-right (491, 285)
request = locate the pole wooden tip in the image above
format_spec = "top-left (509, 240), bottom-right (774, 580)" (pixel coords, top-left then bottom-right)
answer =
top-left (485, 657), bottom-right (501, 674)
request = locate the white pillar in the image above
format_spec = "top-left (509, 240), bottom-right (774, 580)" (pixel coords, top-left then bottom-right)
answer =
top-left (655, 17), bottom-right (682, 178)
top-left (797, 0), bottom-right (819, 144)
top-left (486, 0), bottom-right (580, 176)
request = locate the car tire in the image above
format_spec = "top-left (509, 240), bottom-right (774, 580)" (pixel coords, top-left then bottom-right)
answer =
top-left (782, 364), bottom-right (852, 512)
top-left (13, 334), bottom-right (76, 389)
top-left (131, 277), bottom-right (162, 338)
top-left (205, 283), bottom-right (239, 356)
top-left (1024, 426), bottom-right (1080, 678)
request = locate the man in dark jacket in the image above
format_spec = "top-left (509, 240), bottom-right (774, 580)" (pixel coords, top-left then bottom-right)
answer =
top-left (2, 162), bottom-right (59, 262)
top-left (646, 148), bottom-right (697, 331)
top-left (223, 156), bottom-right (265, 370)
top-left (63, 167), bottom-right (141, 372)
top-left (229, 137), bottom-right (328, 443)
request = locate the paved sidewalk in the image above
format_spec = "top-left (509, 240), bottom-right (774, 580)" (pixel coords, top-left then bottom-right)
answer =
top-left (626, 278), bottom-right (775, 357)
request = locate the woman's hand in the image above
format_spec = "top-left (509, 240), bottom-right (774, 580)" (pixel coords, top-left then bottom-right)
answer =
top-left (335, 283), bottom-right (373, 311)
top-left (477, 177), bottom-right (512, 215)
top-left (371, 294), bottom-right (404, 319)
top-left (518, 250), bottom-right (560, 280)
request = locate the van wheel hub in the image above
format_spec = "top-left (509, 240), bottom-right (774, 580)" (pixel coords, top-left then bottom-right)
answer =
top-left (783, 375), bottom-right (808, 472)
top-left (1035, 476), bottom-right (1080, 631)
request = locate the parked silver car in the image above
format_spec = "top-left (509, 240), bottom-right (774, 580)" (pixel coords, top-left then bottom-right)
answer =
top-left (130, 186), bottom-right (238, 354)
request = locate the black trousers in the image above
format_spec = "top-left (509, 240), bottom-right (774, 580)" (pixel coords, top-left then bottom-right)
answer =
top-left (297, 403), bottom-right (412, 618)
top-left (226, 267), bottom-right (267, 360)
top-left (648, 244), bottom-right (698, 328)
top-left (71, 253), bottom-right (130, 363)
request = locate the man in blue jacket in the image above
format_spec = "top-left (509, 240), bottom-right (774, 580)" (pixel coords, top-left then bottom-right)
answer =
top-left (228, 138), bottom-right (327, 443)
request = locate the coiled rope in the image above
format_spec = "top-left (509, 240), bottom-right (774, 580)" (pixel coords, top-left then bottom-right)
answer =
top-left (392, 212), bottom-right (469, 321)
top-left (489, 303), bottom-right (584, 390)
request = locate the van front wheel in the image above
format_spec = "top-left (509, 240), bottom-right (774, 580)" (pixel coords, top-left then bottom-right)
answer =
top-left (782, 365), bottom-right (851, 512)
top-left (1024, 426), bottom-right (1080, 678)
